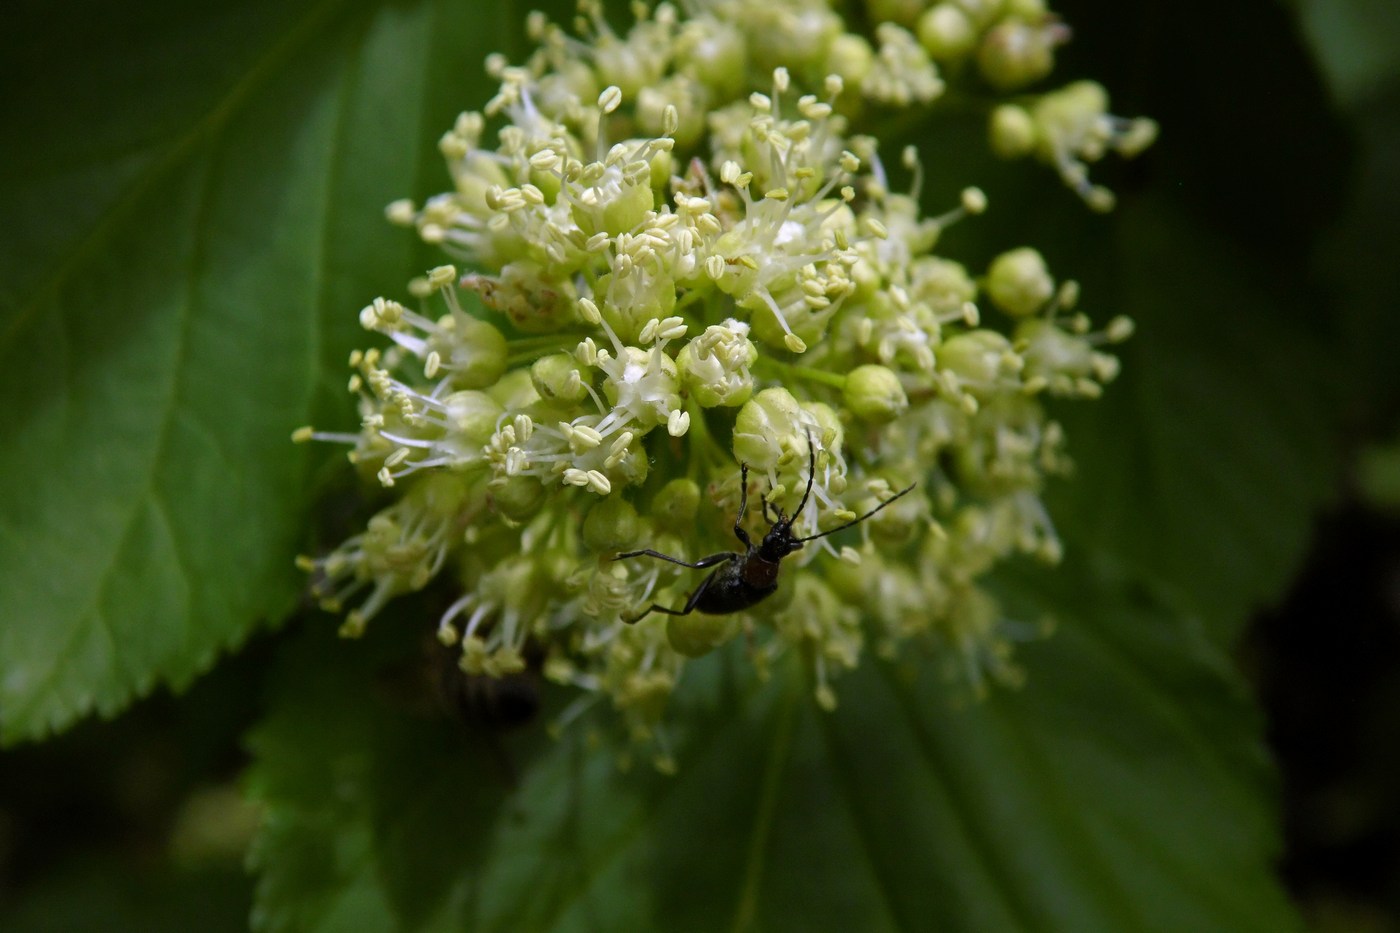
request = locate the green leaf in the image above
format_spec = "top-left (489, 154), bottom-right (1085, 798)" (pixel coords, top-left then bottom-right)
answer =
top-left (0, 0), bottom-right (516, 742)
top-left (247, 565), bottom-right (1300, 932)
top-left (1040, 199), bottom-right (1337, 642)
top-left (1293, 0), bottom-right (1400, 107)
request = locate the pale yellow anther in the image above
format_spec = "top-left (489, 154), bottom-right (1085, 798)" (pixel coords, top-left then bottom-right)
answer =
top-left (961, 186), bottom-right (988, 215)
top-left (384, 199), bottom-right (416, 226)
top-left (667, 409), bottom-right (691, 437)
top-left (424, 351), bottom-right (442, 379)
top-left (598, 86), bottom-right (623, 113)
top-left (377, 467), bottom-right (395, 487)
top-left (1106, 316), bottom-right (1135, 343)
top-left (586, 470), bottom-right (612, 495)
top-left (1058, 280), bottom-right (1081, 310)
top-left (291, 426), bottom-right (314, 443)
top-left (610, 431), bottom-right (635, 457)
top-left (428, 265), bottom-right (457, 288)
top-left (571, 424), bottom-right (603, 449)
top-left (784, 334), bottom-right (808, 353)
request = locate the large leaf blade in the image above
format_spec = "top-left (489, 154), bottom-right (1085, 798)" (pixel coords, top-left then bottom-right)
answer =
top-left (0, 0), bottom-right (461, 741)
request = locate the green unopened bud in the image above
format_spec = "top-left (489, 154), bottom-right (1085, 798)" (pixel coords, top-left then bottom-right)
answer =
top-left (825, 33), bottom-right (874, 88)
top-left (938, 330), bottom-right (1018, 388)
top-left (977, 19), bottom-right (1062, 90)
top-left (492, 474), bottom-right (547, 521)
top-left (487, 368), bottom-right (541, 410)
top-left (917, 4), bottom-right (977, 60)
top-left (845, 365), bottom-right (910, 422)
top-left (987, 247), bottom-right (1054, 317)
top-left (531, 352), bottom-right (588, 404)
top-left (676, 18), bottom-right (747, 98)
top-left (445, 317), bottom-right (508, 388)
top-left (443, 390), bottom-right (503, 445)
top-left (575, 170), bottom-right (656, 237)
top-left (667, 613), bottom-right (735, 658)
top-left (595, 271), bottom-right (679, 345)
top-left (734, 387), bottom-right (805, 470)
top-left (652, 478), bottom-right (701, 526)
top-left (989, 104), bottom-right (1037, 159)
top-left (583, 496), bottom-right (642, 553)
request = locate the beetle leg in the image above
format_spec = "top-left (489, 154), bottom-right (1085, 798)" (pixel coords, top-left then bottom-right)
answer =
top-left (620, 557), bottom-right (734, 624)
top-left (624, 575), bottom-right (706, 623)
top-left (733, 463), bottom-right (754, 548)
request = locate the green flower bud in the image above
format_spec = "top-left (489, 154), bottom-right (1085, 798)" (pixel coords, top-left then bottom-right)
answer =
top-left (595, 270), bottom-right (679, 345)
top-left (492, 474), bottom-right (548, 521)
top-left (487, 367), bottom-right (541, 410)
top-left (443, 317), bottom-right (507, 388)
top-left (824, 33), bottom-right (875, 88)
top-left (652, 478), bottom-right (701, 526)
top-left (733, 387), bottom-right (806, 470)
top-left (638, 78), bottom-right (708, 151)
top-left (910, 256), bottom-right (977, 314)
top-left (750, 6), bottom-right (843, 76)
top-left (977, 19), bottom-right (1062, 91)
top-left (987, 247), bottom-right (1054, 317)
top-left (666, 613), bottom-right (735, 658)
top-left (845, 365), bottom-right (910, 422)
top-left (572, 167), bottom-right (656, 238)
top-left (937, 329), bottom-right (1019, 392)
top-left (676, 18), bottom-right (747, 98)
top-left (583, 496), bottom-right (642, 553)
top-left (530, 352), bottom-right (589, 404)
top-left (989, 104), bottom-right (1037, 159)
top-left (443, 390), bottom-right (503, 449)
top-left (917, 4), bottom-right (977, 60)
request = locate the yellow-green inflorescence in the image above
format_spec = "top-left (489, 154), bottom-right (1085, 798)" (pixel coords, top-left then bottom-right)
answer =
top-left (296, 0), bottom-right (1152, 767)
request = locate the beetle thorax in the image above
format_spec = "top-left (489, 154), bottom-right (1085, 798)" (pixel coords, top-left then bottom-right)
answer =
top-left (758, 523), bottom-right (803, 562)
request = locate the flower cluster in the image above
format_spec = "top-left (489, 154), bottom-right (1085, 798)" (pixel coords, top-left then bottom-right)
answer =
top-left (297, 0), bottom-right (1151, 768)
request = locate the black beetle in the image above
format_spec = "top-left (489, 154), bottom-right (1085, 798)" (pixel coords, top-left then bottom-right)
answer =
top-left (615, 442), bottom-right (915, 623)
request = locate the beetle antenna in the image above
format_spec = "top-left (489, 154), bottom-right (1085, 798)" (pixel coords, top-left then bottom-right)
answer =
top-left (791, 433), bottom-right (817, 522)
top-left (795, 483), bottom-right (917, 543)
